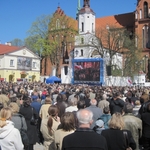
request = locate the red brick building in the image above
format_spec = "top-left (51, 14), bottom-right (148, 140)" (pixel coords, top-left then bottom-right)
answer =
top-left (42, 0), bottom-right (150, 77)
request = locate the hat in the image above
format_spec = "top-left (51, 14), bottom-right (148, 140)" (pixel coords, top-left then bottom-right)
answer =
top-left (95, 120), bottom-right (104, 127)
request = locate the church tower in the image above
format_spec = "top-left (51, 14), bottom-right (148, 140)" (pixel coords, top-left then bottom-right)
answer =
top-left (78, 0), bottom-right (95, 34)
top-left (74, 0), bottom-right (96, 59)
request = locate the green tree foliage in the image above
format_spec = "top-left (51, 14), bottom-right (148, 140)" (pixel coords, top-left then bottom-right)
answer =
top-left (24, 13), bottom-right (77, 76)
top-left (25, 14), bottom-right (52, 57)
top-left (10, 38), bottom-right (24, 47)
top-left (88, 25), bottom-right (142, 76)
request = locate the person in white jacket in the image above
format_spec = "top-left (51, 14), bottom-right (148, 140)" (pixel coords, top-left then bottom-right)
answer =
top-left (0, 107), bottom-right (24, 150)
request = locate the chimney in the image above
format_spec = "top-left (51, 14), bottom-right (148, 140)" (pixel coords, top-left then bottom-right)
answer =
top-left (5, 42), bottom-right (11, 46)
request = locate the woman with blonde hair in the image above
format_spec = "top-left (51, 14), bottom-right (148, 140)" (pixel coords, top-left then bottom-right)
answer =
top-left (54, 112), bottom-right (76, 150)
top-left (40, 105), bottom-right (60, 150)
top-left (101, 112), bottom-right (136, 150)
top-left (0, 107), bottom-right (24, 150)
top-left (9, 102), bottom-right (27, 131)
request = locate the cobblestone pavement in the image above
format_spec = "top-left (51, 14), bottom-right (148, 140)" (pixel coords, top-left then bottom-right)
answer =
top-left (34, 143), bottom-right (44, 150)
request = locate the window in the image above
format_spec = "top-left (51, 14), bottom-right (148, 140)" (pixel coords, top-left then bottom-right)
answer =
top-left (10, 60), bottom-right (14, 67)
top-left (142, 25), bottom-right (149, 48)
top-left (92, 23), bottom-right (94, 32)
top-left (81, 22), bottom-right (84, 32)
top-left (135, 11), bottom-right (138, 19)
top-left (144, 2), bottom-right (148, 18)
top-left (135, 36), bottom-right (138, 47)
top-left (56, 19), bottom-right (60, 29)
top-left (81, 49), bottom-right (83, 56)
top-left (81, 38), bottom-right (84, 44)
top-left (33, 62), bottom-right (37, 69)
top-left (140, 9), bottom-right (142, 19)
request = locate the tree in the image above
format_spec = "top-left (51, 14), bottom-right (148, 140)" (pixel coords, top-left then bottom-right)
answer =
top-left (25, 13), bottom-right (77, 76)
top-left (86, 25), bottom-right (142, 76)
top-left (10, 38), bottom-right (24, 47)
top-left (24, 14), bottom-right (53, 74)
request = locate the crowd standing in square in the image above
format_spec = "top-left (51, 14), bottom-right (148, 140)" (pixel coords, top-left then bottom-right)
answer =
top-left (0, 81), bottom-right (150, 150)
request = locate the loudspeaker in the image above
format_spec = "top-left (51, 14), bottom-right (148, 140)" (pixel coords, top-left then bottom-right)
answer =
top-left (106, 66), bottom-right (112, 76)
top-left (64, 66), bottom-right (68, 75)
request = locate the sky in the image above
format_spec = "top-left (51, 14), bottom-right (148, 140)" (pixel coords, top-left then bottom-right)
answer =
top-left (0, 0), bottom-right (137, 44)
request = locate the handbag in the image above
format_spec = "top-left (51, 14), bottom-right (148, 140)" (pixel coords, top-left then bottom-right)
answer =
top-left (30, 107), bottom-right (38, 126)
top-left (123, 131), bottom-right (132, 150)
top-left (19, 115), bottom-right (29, 147)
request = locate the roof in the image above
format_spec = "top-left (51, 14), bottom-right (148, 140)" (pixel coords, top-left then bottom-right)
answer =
top-left (79, 6), bottom-right (95, 15)
top-left (0, 44), bottom-right (23, 55)
top-left (96, 12), bottom-right (135, 29)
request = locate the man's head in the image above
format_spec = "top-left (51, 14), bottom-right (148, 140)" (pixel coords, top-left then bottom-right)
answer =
top-left (90, 99), bottom-right (97, 106)
top-left (76, 109), bottom-right (93, 126)
top-left (102, 94), bottom-right (107, 100)
top-left (123, 103), bottom-right (133, 114)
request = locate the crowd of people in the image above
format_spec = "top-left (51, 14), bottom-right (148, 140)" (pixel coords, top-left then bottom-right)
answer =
top-left (0, 81), bottom-right (150, 150)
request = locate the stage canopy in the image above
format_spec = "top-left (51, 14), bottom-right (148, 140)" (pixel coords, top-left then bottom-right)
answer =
top-left (46, 76), bottom-right (61, 84)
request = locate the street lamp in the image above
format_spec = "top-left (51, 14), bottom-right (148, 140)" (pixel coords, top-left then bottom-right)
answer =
top-left (135, 60), bottom-right (142, 87)
top-left (142, 55), bottom-right (148, 74)
top-left (106, 25), bottom-right (112, 76)
top-left (75, 50), bottom-right (79, 57)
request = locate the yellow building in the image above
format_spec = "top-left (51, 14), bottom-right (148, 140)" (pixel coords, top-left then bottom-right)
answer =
top-left (0, 43), bottom-right (40, 82)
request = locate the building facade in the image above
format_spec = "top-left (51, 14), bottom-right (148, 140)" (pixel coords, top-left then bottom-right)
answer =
top-left (42, 0), bottom-right (150, 79)
top-left (0, 44), bottom-right (40, 82)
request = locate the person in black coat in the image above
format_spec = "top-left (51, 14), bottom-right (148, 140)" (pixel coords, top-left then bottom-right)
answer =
top-left (19, 97), bottom-right (39, 150)
top-left (62, 109), bottom-right (108, 150)
top-left (101, 112), bottom-right (136, 150)
top-left (109, 92), bottom-right (125, 115)
top-left (141, 102), bottom-right (150, 150)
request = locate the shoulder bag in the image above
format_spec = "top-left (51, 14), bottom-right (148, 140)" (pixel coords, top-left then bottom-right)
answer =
top-left (30, 107), bottom-right (38, 126)
top-left (123, 131), bottom-right (132, 150)
top-left (19, 115), bottom-right (29, 148)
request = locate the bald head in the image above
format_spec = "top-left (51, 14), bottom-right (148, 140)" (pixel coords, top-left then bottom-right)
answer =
top-left (90, 99), bottom-right (97, 106)
top-left (77, 109), bottom-right (93, 125)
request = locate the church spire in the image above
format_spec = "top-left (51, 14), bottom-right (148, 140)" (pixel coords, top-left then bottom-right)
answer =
top-left (76, 0), bottom-right (81, 20)
top-left (83, 0), bottom-right (90, 7)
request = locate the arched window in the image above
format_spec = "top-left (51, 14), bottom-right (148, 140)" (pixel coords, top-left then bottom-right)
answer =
top-left (92, 23), bottom-right (94, 32)
top-left (135, 11), bottom-right (138, 19)
top-left (144, 2), bottom-right (148, 18)
top-left (82, 22), bottom-right (84, 32)
top-left (142, 25), bottom-right (148, 48)
top-left (81, 49), bottom-right (83, 56)
top-left (56, 19), bottom-right (60, 29)
top-left (81, 38), bottom-right (84, 44)
top-left (140, 9), bottom-right (142, 19)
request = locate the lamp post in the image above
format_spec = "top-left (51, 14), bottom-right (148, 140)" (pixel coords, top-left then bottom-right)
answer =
top-left (75, 50), bottom-right (79, 57)
top-left (143, 55), bottom-right (148, 74)
top-left (135, 61), bottom-right (142, 87)
top-left (106, 25), bottom-right (112, 76)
